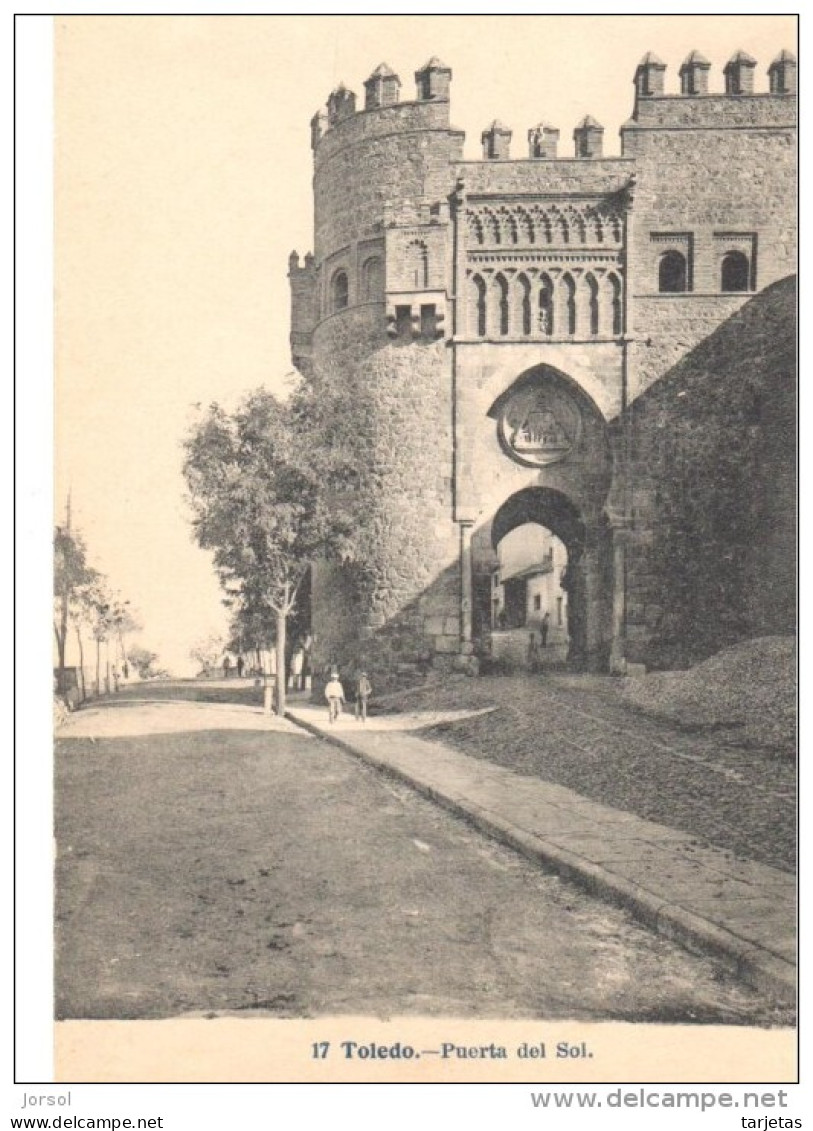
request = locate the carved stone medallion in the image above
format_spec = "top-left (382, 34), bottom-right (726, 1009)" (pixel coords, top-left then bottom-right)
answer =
top-left (497, 384), bottom-right (582, 468)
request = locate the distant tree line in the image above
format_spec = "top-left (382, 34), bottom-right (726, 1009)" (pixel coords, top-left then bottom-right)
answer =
top-left (53, 504), bottom-right (163, 699)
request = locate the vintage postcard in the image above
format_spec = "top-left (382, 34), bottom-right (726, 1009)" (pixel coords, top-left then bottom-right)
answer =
top-left (45, 13), bottom-right (797, 1089)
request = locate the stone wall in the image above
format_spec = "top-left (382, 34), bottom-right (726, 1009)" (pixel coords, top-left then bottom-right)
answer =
top-left (313, 100), bottom-right (461, 257)
top-left (458, 158), bottom-right (632, 196)
top-left (624, 276), bottom-right (796, 667)
top-left (626, 96), bottom-right (796, 400)
top-left (309, 308), bottom-right (459, 681)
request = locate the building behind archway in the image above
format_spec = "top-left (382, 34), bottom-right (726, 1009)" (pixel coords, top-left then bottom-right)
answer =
top-left (290, 50), bottom-right (796, 678)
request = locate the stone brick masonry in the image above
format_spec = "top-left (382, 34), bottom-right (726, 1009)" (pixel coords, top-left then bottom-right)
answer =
top-left (290, 49), bottom-right (796, 678)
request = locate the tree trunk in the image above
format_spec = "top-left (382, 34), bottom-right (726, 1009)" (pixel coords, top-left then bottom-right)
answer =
top-left (57, 583), bottom-right (69, 681)
top-left (54, 624), bottom-right (67, 689)
top-left (75, 623), bottom-right (86, 701)
top-left (275, 606), bottom-right (287, 715)
top-left (95, 638), bottom-right (101, 697)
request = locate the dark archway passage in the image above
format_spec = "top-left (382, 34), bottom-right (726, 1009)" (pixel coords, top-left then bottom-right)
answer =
top-left (482, 487), bottom-right (596, 669)
top-left (491, 487), bottom-right (585, 558)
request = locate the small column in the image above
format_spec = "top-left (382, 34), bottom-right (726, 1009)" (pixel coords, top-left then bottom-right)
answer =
top-left (327, 84), bottom-right (356, 125)
top-left (481, 120), bottom-right (512, 160)
top-left (451, 176), bottom-right (468, 337)
top-left (310, 109), bottom-right (328, 149)
top-left (364, 63), bottom-right (401, 109)
top-left (768, 49), bottom-right (797, 95)
top-left (573, 116), bottom-right (604, 158)
top-left (634, 52), bottom-right (666, 99)
top-left (679, 51), bottom-right (711, 95)
top-left (528, 122), bottom-right (559, 159)
top-left (724, 51), bottom-right (757, 95)
top-left (460, 521), bottom-right (474, 648)
top-left (415, 57), bottom-right (452, 101)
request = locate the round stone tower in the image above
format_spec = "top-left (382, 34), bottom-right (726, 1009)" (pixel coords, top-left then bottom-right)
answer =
top-left (291, 60), bottom-right (467, 681)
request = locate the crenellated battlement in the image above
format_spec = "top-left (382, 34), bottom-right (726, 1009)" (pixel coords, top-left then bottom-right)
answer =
top-left (310, 49), bottom-right (795, 163)
top-left (310, 57), bottom-right (455, 153)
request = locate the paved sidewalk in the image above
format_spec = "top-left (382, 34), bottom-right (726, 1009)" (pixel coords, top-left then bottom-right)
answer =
top-left (286, 704), bottom-right (796, 1003)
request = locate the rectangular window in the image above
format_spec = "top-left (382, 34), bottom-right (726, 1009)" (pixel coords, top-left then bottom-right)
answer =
top-left (420, 304), bottom-right (437, 339)
top-left (556, 596), bottom-right (563, 626)
top-left (533, 595), bottom-right (541, 611)
top-left (395, 305), bottom-right (412, 340)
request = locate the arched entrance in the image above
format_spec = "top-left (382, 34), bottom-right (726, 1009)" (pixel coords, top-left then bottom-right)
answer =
top-left (459, 363), bottom-right (621, 672)
top-left (487, 487), bottom-right (602, 668)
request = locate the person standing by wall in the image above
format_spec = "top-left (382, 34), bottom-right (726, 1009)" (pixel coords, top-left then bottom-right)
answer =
top-left (354, 670), bottom-right (372, 722)
top-left (325, 670), bottom-right (345, 724)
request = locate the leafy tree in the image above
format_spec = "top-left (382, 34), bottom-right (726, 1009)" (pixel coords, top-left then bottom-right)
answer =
top-left (66, 566), bottom-right (104, 700)
top-left (53, 524), bottom-right (95, 687)
top-left (189, 633), bottom-right (227, 677)
top-left (55, 503), bottom-right (142, 697)
top-left (127, 646), bottom-right (165, 680)
top-left (183, 388), bottom-right (357, 713)
top-left (83, 578), bottom-right (117, 692)
top-left (111, 604), bottom-right (141, 673)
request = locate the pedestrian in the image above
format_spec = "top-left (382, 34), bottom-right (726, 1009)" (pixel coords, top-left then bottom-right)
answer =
top-left (324, 670), bottom-right (345, 724)
top-left (540, 611), bottom-right (550, 648)
top-left (236, 655), bottom-right (244, 679)
top-left (354, 670), bottom-right (372, 722)
top-left (122, 660), bottom-right (129, 680)
top-left (223, 655), bottom-right (231, 679)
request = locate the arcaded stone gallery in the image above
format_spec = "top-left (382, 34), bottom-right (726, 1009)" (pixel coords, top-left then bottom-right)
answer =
top-left (289, 50), bottom-right (796, 679)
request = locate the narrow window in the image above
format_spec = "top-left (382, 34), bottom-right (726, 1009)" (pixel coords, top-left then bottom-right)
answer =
top-left (556, 596), bottom-right (563, 626)
top-left (495, 274), bottom-right (509, 335)
top-left (533, 595), bottom-right (541, 612)
top-left (562, 273), bottom-right (577, 335)
top-left (518, 275), bottom-right (532, 335)
top-left (331, 270), bottom-right (349, 312)
top-left (586, 273), bottom-right (599, 336)
top-left (395, 305), bottom-right (412, 340)
top-left (721, 251), bottom-right (750, 293)
top-left (539, 275), bottom-right (554, 335)
top-left (658, 251), bottom-right (687, 294)
top-left (609, 273), bottom-right (623, 336)
top-left (420, 304), bottom-right (437, 338)
top-left (471, 274), bottom-right (487, 337)
top-left (406, 241), bottom-right (429, 288)
top-left (361, 257), bottom-right (384, 301)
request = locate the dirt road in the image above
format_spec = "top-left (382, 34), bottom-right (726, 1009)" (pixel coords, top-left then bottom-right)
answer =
top-left (55, 685), bottom-right (791, 1024)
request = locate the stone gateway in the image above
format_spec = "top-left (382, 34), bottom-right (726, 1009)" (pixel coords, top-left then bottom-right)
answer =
top-left (290, 51), bottom-right (796, 679)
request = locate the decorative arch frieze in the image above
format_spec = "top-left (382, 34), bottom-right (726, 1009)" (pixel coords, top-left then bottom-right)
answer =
top-left (465, 201), bottom-right (624, 252)
top-left (467, 211), bottom-right (484, 246)
top-left (482, 208), bottom-right (502, 245)
top-left (515, 207), bottom-right (534, 244)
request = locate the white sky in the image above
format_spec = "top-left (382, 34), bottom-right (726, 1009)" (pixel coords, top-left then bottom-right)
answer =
top-left (53, 14), bottom-right (796, 675)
